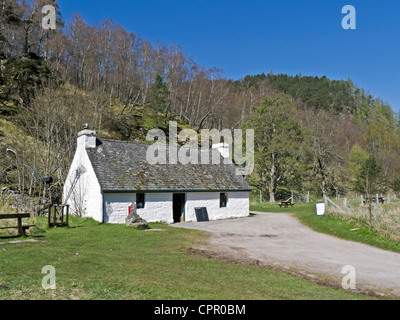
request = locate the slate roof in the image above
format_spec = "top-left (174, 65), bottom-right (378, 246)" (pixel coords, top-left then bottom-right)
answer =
top-left (86, 139), bottom-right (251, 193)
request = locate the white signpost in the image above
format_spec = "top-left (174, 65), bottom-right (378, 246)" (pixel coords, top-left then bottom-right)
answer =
top-left (316, 203), bottom-right (326, 216)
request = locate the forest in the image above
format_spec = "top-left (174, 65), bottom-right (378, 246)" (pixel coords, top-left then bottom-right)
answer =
top-left (1, 0), bottom-right (400, 203)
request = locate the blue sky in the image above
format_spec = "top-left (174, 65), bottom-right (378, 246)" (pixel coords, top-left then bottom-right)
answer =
top-left (57, 0), bottom-right (400, 112)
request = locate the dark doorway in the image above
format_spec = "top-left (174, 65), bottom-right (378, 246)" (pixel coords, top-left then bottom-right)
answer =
top-left (173, 193), bottom-right (186, 223)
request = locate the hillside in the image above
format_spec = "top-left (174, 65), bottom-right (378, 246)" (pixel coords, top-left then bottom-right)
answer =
top-left (1, 0), bottom-right (400, 203)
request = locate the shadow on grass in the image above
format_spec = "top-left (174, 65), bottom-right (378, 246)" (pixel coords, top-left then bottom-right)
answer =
top-left (0, 234), bottom-right (46, 240)
top-left (0, 234), bottom-right (23, 240)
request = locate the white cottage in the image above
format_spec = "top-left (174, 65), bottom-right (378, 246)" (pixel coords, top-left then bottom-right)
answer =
top-left (63, 128), bottom-right (251, 224)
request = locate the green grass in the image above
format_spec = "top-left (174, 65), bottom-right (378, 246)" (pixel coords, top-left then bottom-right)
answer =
top-left (250, 201), bottom-right (400, 253)
top-left (0, 214), bottom-right (373, 300)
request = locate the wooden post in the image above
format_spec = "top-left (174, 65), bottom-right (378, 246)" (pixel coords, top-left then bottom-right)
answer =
top-left (17, 216), bottom-right (22, 236)
top-left (48, 205), bottom-right (51, 227)
top-left (53, 206), bottom-right (57, 225)
top-left (65, 205), bottom-right (69, 227)
top-left (307, 191), bottom-right (310, 203)
top-left (376, 194), bottom-right (379, 206)
top-left (373, 204), bottom-right (377, 222)
top-left (344, 198), bottom-right (350, 216)
top-left (344, 198), bottom-right (347, 211)
top-left (60, 206), bottom-right (64, 224)
top-left (361, 195), bottom-right (363, 205)
top-left (387, 194), bottom-right (390, 204)
top-left (291, 191), bottom-right (294, 203)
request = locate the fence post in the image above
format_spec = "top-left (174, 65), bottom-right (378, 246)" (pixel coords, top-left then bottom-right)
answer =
top-left (361, 195), bottom-right (363, 205)
top-left (373, 204), bottom-right (377, 222)
top-left (387, 193), bottom-right (390, 204)
top-left (344, 198), bottom-right (351, 216)
top-left (376, 194), bottom-right (379, 206)
top-left (291, 191), bottom-right (294, 203)
top-left (307, 191), bottom-right (310, 203)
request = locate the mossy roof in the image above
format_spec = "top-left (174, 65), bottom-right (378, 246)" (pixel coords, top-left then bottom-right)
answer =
top-left (86, 139), bottom-right (251, 193)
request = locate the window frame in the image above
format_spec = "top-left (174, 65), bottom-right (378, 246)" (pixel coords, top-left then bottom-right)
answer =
top-left (220, 193), bottom-right (228, 208)
top-left (136, 193), bottom-right (145, 209)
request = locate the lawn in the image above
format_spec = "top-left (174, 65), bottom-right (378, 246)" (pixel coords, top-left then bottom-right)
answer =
top-left (250, 201), bottom-right (400, 253)
top-left (0, 212), bottom-right (373, 300)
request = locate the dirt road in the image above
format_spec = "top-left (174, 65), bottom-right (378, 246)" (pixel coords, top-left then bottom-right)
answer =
top-left (173, 211), bottom-right (400, 298)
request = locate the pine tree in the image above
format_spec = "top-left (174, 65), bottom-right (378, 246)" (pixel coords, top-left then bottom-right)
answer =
top-left (148, 73), bottom-right (170, 130)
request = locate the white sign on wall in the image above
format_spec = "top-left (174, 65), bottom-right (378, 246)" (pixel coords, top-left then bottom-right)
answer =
top-left (316, 203), bottom-right (326, 216)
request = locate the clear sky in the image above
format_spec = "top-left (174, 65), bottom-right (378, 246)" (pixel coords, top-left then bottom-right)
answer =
top-left (57, 0), bottom-right (400, 112)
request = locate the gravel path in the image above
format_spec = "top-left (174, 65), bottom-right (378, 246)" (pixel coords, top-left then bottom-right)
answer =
top-left (173, 211), bottom-right (400, 298)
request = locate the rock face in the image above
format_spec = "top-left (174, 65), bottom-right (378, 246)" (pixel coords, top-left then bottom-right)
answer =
top-left (125, 212), bottom-right (149, 229)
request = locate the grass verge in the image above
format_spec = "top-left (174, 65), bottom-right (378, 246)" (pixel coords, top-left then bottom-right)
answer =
top-left (250, 201), bottom-right (400, 253)
top-left (0, 213), bottom-right (373, 300)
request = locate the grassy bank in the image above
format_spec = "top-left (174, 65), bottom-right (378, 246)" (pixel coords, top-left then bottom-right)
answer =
top-left (250, 201), bottom-right (400, 253)
top-left (0, 211), bottom-right (372, 300)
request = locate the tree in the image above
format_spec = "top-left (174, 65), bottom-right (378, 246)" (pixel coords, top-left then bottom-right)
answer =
top-left (244, 93), bottom-right (305, 202)
top-left (392, 176), bottom-right (400, 194)
top-left (148, 73), bottom-right (170, 130)
top-left (354, 155), bottom-right (386, 222)
top-left (0, 0), bottom-right (62, 106)
top-left (348, 144), bottom-right (369, 184)
top-left (4, 86), bottom-right (100, 199)
top-left (365, 123), bottom-right (400, 181)
top-left (300, 109), bottom-right (349, 198)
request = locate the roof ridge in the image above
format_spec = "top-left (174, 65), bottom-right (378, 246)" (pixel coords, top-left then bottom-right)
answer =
top-left (99, 138), bottom-right (151, 145)
top-left (98, 138), bottom-right (220, 151)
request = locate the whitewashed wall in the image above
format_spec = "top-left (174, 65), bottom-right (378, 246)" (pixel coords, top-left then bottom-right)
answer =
top-left (138, 193), bottom-right (173, 224)
top-left (63, 133), bottom-right (103, 222)
top-left (103, 193), bottom-right (174, 224)
top-left (103, 191), bottom-right (249, 224)
top-left (103, 193), bottom-right (134, 224)
top-left (185, 191), bottom-right (249, 222)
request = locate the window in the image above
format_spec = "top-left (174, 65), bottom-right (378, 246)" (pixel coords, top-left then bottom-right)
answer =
top-left (220, 193), bottom-right (228, 208)
top-left (136, 193), bottom-right (145, 209)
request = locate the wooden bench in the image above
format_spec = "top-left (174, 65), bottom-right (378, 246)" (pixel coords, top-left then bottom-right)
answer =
top-left (0, 214), bottom-right (36, 237)
top-left (279, 200), bottom-right (295, 208)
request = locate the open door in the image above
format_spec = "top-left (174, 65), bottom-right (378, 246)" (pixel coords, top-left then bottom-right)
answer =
top-left (173, 193), bottom-right (186, 223)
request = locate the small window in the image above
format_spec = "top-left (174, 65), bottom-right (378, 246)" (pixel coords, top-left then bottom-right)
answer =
top-left (136, 193), bottom-right (145, 209)
top-left (220, 193), bottom-right (228, 208)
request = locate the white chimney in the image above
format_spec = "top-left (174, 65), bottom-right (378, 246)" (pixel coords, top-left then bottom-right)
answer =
top-left (77, 124), bottom-right (97, 149)
top-left (212, 143), bottom-right (230, 159)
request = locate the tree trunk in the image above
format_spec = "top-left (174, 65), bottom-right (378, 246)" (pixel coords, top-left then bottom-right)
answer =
top-left (319, 158), bottom-right (328, 198)
top-left (321, 175), bottom-right (327, 198)
top-left (269, 189), bottom-right (276, 203)
top-left (269, 164), bottom-right (276, 203)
